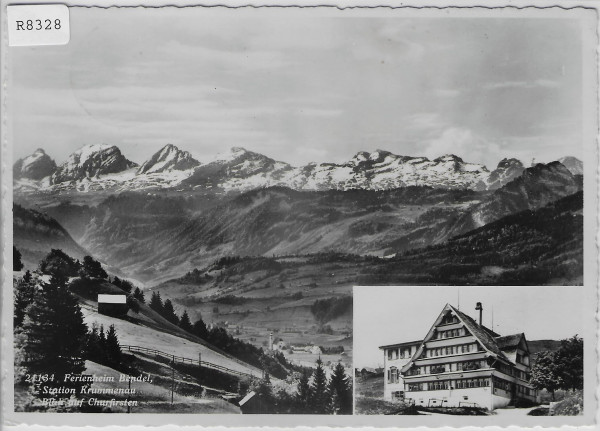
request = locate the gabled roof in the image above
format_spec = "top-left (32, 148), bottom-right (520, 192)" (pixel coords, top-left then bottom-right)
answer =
top-left (400, 304), bottom-right (512, 373)
top-left (450, 305), bottom-right (510, 362)
top-left (496, 333), bottom-right (529, 353)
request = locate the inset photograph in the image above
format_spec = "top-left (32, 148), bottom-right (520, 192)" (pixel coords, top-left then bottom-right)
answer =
top-left (354, 286), bottom-right (584, 417)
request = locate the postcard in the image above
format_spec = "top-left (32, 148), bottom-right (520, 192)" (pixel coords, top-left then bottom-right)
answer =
top-left (1, 2), bottom-right (597, 428)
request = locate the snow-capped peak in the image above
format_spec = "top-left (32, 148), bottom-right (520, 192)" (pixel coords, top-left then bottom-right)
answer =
top-left (351, 151), bottom-right (370, 163)
top-left (51, 144), bottom-right (137, 184)
top-left (21, 149), bottom-right (49, 167)
top-left (72, 144), bottom-right (115, 162)
top-left (15, 144), bottom-right (534, 194)
top-left (138, 144), bottom-right (199, 174)
top-left (210, 147), bottom-right (250, 163)
top-left (13, 148), bottom-right (57, 180)
top-left (434, 154), bottom-right (464, 163)
top-left (369, 150), bottom-right (392, 162)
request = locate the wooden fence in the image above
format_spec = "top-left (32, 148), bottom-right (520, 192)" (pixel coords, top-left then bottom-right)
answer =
top-left (123, 344), bottom-right (261, 379)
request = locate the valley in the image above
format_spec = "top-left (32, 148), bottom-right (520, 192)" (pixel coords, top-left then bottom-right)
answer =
top-left (12, 144), bottom-right (585, 370)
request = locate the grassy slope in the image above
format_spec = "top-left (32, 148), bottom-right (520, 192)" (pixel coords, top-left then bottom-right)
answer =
top-left (78, 296), bottom-right (263, 378)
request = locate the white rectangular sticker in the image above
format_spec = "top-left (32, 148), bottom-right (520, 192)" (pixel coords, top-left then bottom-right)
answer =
top-left (7, 4), bottom-right (70, 47)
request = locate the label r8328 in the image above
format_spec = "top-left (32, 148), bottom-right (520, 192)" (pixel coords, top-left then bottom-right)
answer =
top-left (16, 19), bottom-right (62, 31)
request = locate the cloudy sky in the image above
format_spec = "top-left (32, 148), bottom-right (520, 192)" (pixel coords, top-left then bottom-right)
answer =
top-left (353, 286), bottom-right (585, 368)
top-left (9, 7), bottom-right (585, 168)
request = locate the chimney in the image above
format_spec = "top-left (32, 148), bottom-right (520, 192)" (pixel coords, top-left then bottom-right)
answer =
top-left (475, 302), bottom-right (483, 326)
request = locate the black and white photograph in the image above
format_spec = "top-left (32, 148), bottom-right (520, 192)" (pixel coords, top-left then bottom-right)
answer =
top-left (2, 2), bottom-right (598, 427)
top-left (354, 286), bottom-right (586, 419)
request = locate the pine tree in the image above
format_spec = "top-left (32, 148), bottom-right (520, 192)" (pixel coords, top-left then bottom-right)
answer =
top-left (84, 323), bottom-right (105, 364)
top-left (120, 279), bottom-right (134, 293)
top-left (295, 369), bottom-right (312, 413)
top-left (14, 272), bottom-right (36, 328)
top-left (149, 291), bottom-right (163, 314)
top-left (105, 324), bottom-right (122, 368)
top-left (162, 299), bottom-right (179, 325)
top-left (192, 318), bottom-right (209, 340)
top-left (13, 246), bottom-right (24, 271)
top-left (309, 358), bottom-right (329, 414)
top-left (133, 287), bottom-right (145, 303)
top-left (15, 276), bottom-right (89, 398)
top-left (327, 362), bottom-right (352, 414)
top-left (179, 310), bottom-right (193, 332)
top-left (99, 325), bottom-right (107, 351)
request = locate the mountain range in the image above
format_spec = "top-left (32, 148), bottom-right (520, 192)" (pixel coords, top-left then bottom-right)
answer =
top-left (13, 159), bottom-right (578, 285)
top-left (13, 144), bottom-right (581, 195)
top-left (12, 142), bottom-right (584, 361)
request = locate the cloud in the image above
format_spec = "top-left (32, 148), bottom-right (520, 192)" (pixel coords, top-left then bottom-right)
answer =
top-left (424, 127), bottom-right (501, 169)
top-left (404, 113), bottom-right (448, 131)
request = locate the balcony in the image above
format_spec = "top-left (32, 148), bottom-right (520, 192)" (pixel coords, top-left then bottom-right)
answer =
top-left (430, 367), bottom-right (447, 374)
top-left (459, 362), bottom-right (482, 372)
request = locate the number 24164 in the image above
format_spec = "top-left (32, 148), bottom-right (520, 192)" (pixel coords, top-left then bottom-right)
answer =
top-left (16, 19), bottom-right (61, 31)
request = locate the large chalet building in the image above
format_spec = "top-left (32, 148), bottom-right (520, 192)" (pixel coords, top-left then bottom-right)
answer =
top-left (379, 303), bottom-right (539, 411)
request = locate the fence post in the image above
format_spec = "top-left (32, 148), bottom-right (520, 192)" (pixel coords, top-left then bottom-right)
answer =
top-left (171, 354), bottom-right (175, 405)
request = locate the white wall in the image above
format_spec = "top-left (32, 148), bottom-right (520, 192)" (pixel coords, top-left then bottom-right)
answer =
top-left (405, 387), bottom-right (498, 410)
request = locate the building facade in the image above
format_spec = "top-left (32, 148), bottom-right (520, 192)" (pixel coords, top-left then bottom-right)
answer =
top-left (379, 340), bottom-right (421, 402)
top-left (380, 303), bottom-right (539, 411)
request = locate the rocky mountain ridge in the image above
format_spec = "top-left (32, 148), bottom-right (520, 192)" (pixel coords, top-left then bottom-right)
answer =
top-left (13, 148), bottom-right (57, 180)
top-left (13, 143), bottom-right (582, 194)
top-left (138, 144), bottom-right (200, 174)
top-left (50, 144), bottom-right (137, 184)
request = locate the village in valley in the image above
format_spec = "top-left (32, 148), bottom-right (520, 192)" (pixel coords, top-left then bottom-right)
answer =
top-left (12, 248), bottom-right (353, 414)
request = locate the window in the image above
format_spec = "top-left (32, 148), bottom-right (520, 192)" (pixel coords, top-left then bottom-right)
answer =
top-left (388, 349), bottom-right (393, 360)
top-left (441, 313), bottom-right (459, 325)
top-left (493, 376), bottom-right (513, 392)
top-left (407, 383), bottom-right (423, 392)
top-left (455, 378), bottom-right (490, 389)
top-left (430, 380), bottom-right (449, 391)
top-left (457, 360), bottom-right (483, 371)
top-left (389, 367), bottom-right (399, 384)
top-left (406, 367), bottom-right (420, 376)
